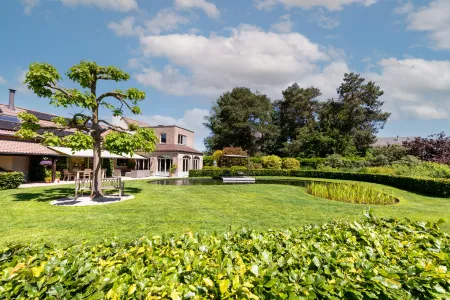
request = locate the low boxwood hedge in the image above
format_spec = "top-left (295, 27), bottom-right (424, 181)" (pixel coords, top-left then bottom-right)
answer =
top-left (0, 172), bottom-right (25, 190)
top-left (189, 169), bottom-right (450, 197)
top-left (1, 213), bottom-right (449, 298)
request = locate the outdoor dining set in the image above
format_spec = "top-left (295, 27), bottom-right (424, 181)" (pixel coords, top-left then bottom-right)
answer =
top-left (62, 169), bottom-right (107, 181)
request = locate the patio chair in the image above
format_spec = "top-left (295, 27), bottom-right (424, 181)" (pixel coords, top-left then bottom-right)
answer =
top-left (82, 169), bottom-right (92, 180)
top-left (63, 169), bottom-right (75, 181)
top-left (102, 169), bottom-right (107, 178)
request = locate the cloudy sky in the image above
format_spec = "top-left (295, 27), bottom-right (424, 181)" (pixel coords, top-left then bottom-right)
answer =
top-left (1, 0), bottom-right (450, 150)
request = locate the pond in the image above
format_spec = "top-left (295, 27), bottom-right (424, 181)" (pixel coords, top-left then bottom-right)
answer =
top-left (150, 178), bottom-right (312, 186)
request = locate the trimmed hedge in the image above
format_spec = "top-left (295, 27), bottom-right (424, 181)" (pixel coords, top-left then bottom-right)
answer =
top-left (2, 213), bottom-right (450, 298)
top-left (189, 169), bottom-right (450, 197)
top-left (0, 172), bottom-right (25, 190)
top-left (297, 157), bottom-right (326, 169)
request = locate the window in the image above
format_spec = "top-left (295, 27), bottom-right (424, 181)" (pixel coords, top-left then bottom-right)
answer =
top-left (193, 157), bottom-right (200, 170)
top-left (160, 133), bottom-right (167, 143)
top-left (116, 159), bottom-right (128, 167)
top-left (183, 156), bottom-right (190, 172)
top-left (178, 134), bottom-right (187, 145)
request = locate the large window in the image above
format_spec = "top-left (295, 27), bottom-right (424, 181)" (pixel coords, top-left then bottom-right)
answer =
top-left (160, 133), bottom-right (167, 143)
top-left (183, 156), bottom-right (190, 172)
top-left (193, 157), bottom-right (200, 170)
top-left (116, 159), bottom-right (128, 167)
top-left (178, 134), bottom-right (187, 145)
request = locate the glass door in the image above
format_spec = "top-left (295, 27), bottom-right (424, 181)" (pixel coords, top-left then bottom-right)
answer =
top-left (158, 157), bottom-right (172, 176)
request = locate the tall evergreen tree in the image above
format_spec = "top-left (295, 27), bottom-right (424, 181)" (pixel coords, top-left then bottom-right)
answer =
top-left (204, 87), bottom-right (273, 155)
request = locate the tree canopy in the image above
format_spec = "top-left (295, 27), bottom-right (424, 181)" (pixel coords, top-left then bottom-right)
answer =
top-left (204, 87), bottom-right (274, 156)
top-left (205, 73), bottom-right (391, 158)
top-left (16, 61), bottom-right (157, 198)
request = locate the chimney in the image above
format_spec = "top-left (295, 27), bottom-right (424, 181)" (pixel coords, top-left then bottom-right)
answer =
top-left (8, 89), bottom-right (16, 110)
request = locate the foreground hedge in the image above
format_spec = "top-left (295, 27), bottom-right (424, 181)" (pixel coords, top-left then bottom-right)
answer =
top-left (189, 169), bottom-right (450, 197)
top-left (1, 213), bottom-right (449, 299)
top-left (0, 172), bottom-right (25, 190)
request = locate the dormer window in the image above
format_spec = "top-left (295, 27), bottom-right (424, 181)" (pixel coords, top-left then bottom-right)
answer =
top-left (178, 134), bottom-right (187, 145)
top-left (160, 133), bottom-right (167, 144)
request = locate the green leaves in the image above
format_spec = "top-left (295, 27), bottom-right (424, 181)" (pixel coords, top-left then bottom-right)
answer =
top-left (104, 128), bottom-right (157, 156)
top-left (1, 215), bottom-right (450, 298)
top-left (24, 62), bottom-right (61, 98)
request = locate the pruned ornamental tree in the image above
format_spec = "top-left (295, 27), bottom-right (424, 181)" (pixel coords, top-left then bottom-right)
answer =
top-left (15, 61), bottom-right (157, 198)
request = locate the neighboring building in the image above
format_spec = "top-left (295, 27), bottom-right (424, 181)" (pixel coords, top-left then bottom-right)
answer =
top-left (113, 117), bottom-right (203, 177)
top-left (372, 136), bottom-right (416, 147)
top-left (0, 89), bottom-right (203, 181)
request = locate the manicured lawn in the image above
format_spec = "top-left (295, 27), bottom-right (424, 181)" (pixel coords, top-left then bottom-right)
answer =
top-left (1, 177), bottom-right (449, 247)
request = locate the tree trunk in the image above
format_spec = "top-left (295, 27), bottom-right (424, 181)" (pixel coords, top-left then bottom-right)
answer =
top-left (90, 79), bottom-right (103, 199)
top-left (91, 136), bottom-right (103, 199)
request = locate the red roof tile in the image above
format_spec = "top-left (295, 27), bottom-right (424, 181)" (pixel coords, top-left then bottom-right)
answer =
top-left (0, 139), bottom-right (61, 156)
top-left (155, 144), bottom-right (203, 154)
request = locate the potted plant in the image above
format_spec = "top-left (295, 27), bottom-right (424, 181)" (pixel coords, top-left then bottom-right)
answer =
top-left (170, 164), bottom-right (177, 177)
top-left (55, 171), bottom-right (61, 183)
top-left (45, 169), bottom-right (52, 183)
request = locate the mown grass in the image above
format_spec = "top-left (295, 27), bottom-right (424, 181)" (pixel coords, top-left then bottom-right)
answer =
top-left (0, 177), bottom-right (449, 247)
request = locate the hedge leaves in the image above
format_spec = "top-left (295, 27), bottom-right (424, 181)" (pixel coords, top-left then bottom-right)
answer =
top-left (1, 212), bottom-right (450, 299)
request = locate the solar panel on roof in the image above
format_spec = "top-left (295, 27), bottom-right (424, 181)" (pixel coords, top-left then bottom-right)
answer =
top-left (0, 115), bottom-right (20, 123)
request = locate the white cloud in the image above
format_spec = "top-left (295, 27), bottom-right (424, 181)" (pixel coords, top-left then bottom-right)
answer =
top-left (309, 9), bottom-right (340, 29)
top-left (400, 0), bottom-right (450, 50)
top-left (108, 16), bottom-right (144, 37)
top-left (135, 108), bottom-right (209, 150)
top-left (254, 0), bottom-right (377, 11)
top-left (271, 14), bottom-right (294, 33)
top-left (175, 0), bottom-right (220, 19)
top-left (145, 9), bottom-right (190, 35)
top-left (59, 0), bottom-right (138, 12)
top-left (14, 69), bottom-right (31, 95)
top-left (20, 0), bottom-right (40, 15)
top-left (135, 25), bottom-right (342, 99)
top-left (127, 58), bottom-right (141, 69)
top-left (366, 58), bottom-right (450, 120)
top-left (0, 76), bottom-right (6, 85)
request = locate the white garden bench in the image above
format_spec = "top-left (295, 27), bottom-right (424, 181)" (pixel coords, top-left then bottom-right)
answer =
top-left (75, 178), bottom-right (124, 199)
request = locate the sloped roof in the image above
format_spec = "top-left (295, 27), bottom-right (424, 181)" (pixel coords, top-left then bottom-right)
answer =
top-left (373, 137), bottom-right (416, 147)
top-left (0, 139), bottom-right (61, 156)
top-left (122, 117), bottom-right (194, 133)
top-left (155, 144), bottom-right (202, 154)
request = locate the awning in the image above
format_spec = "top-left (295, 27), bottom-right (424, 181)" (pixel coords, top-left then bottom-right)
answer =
top-left (48, 147), bottom-right (147, 159)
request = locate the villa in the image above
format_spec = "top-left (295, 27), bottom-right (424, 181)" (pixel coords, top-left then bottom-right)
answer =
top-left (0, 89), bottom-right (203, 180)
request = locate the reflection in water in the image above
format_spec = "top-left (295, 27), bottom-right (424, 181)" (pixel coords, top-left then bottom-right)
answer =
top-left (150, 178), bottom-right (311, 186)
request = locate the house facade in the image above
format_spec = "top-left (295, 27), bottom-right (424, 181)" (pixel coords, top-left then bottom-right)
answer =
top-left (0, 89), bottom-right (203, 181)
top-left (113, 117), bottom-right (203, 177)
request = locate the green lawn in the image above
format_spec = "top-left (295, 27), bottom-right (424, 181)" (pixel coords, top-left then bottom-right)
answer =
top-left (1, 177), bottom-right (449, 247)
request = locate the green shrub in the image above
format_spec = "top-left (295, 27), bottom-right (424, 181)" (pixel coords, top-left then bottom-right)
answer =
top-left (324, 154), bottom-right (344, 168)
top-left (282, 158), bottom-right (300, 169)
top-left (202, 166), bottom-right (221, 170)
top-left (203, 156), bottom-right (214, 167)
top-left (393, 155), bottom-right (421, 167)
top-left (261, 155), bottom-right (282, 169)
top-left (0, 172), bottom-right (25, 190)
top-left (370, 154), bottom-right (390, 167)
top-left (2, 213), bottom-right (450, 299)
top-left (212, 150), bottom-right (223, 165)
top-left (230, 166), bottom-right (247, 171)
top-left (371, 145), bottom-right (408, 163)
top-left (306, 182), bottom-right (397, 205)
top-left (249, 157), bottom-right (262, 164)
top-left (297, 157), bottom-right (326, 169)
top-left (249, 162), bottom-right (263, 170)
top-left (189, 169), bottom-right (450, 197)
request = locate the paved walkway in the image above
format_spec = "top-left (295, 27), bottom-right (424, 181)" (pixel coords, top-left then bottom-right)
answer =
top-left (19, 176), bottom-right (170, 189)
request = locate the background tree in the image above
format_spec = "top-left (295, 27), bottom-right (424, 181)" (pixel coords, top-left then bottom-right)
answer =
top-left (271, 84), bottom-right (321, 155)
top-left (204, 87), bottom-right (274, 155)
top-left (403, 132), bottom-right (450, 165)
top-left (318, 73), bottom-right (390, 155)
top-left (16, 61), bottom-right (158, 198)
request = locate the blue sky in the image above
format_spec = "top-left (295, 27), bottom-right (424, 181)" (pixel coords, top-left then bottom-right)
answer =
top-left (1, 0), bottom-right (450, 150)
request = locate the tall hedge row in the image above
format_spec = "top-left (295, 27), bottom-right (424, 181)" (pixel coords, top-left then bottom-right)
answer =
top-left (189, 169), bottom-right (450, 197)
top-left (0, 172), bottom-right (25, 190)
